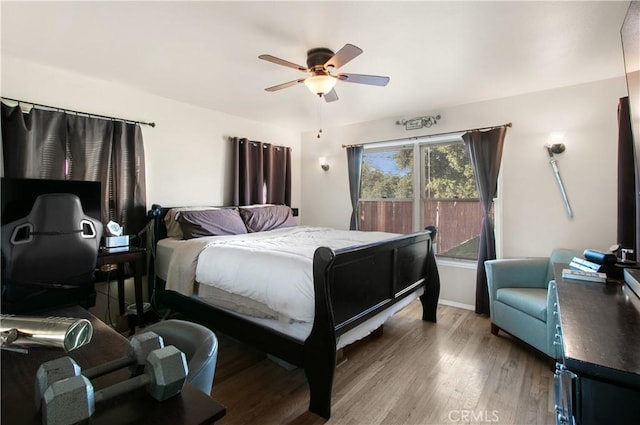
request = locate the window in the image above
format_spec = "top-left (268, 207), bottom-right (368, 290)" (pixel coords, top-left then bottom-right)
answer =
top-left (359, 137), bottom-right (484, 260)
top-left (359, 147), bottom-right (414, 234)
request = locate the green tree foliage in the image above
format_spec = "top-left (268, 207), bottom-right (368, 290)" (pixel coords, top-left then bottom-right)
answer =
top-left (360, 142), bottom-right (477, 200)
top-left (360, 149), bottom-right (412, 199)
top-left (394, 149), bottom-right (413, 197)
top-left (424, 143), bottom-right (478, 199)
top-left (360, 161), bottom-right (410, 199)
top-left (393, 149), bottom-right (413, 170)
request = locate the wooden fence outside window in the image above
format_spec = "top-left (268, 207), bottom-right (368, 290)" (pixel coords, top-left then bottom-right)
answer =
top-left (358, 199), bottom-right (485, 259)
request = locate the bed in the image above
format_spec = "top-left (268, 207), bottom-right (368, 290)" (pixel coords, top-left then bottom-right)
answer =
top-left (148, 204), bottom-right (440, 418)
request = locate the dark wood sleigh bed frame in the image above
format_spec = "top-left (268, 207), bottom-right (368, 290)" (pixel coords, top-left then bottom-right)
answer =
top-left (148, 206), bottom-right (440, 419)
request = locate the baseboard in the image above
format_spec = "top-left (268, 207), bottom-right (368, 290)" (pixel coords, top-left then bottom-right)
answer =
top-left (438, 299), bottom-right (475, 311)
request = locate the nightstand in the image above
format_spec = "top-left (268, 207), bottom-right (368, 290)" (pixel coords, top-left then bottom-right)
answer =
top-left (97, 246), bottom-right (146, 327)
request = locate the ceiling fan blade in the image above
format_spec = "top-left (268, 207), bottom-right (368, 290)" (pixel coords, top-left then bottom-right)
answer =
top-left (259, 54), bottom-right (308, 72)
top-left (323, 88), bottom-right (339, 103)
top-left (265, 78), bottom-right (306, 92)
top-left (324, 44), bottom-right (363, 69)
top-left (338, 73), bottom-right (390, 87)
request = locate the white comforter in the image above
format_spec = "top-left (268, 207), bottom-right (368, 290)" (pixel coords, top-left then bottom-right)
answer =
top-left (164, 226), bottom-right (396, 323)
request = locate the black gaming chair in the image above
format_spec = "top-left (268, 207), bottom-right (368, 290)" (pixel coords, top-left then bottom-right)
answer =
top-left (1, 193), bottom-right (103, 313)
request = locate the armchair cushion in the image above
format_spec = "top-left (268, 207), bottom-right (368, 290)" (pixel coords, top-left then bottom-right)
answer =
top-left (485, 258), bottom-right (550, 291)
top-left (496, 288), bottom-right (547, 322)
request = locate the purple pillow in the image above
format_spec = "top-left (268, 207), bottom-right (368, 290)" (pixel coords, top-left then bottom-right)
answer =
top-left (239, 205), bottom-right (296, 233)
top-left (177, 209), bottom-right (247, 239)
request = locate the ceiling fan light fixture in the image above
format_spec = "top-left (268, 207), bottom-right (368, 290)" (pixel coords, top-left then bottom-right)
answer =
top-left (260, 44), bottom-right (388, 101)
top-left (304, 75), bottom-right (337, 96)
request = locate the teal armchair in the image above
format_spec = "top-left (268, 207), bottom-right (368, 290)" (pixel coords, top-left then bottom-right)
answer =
top-left (484, 249), bottom-right (579, 358)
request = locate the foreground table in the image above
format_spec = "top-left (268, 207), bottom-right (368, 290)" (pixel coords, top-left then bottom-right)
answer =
top-left (1, 306), bottom-right (226, 425)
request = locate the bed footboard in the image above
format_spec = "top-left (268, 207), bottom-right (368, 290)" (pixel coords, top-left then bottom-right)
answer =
top-left (305, 230), bottom-right (438, 418)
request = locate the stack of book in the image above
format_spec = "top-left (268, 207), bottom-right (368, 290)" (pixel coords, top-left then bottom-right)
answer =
top-left (563, 256), bottom-right (609, 283)
top-left (569, 256), bottom-right (604, 273)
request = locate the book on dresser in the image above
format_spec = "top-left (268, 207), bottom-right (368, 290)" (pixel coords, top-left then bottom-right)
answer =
top-left (569, 256), bottom-right (604, 272)
top-left (562, 268), bottom-right (607, 283)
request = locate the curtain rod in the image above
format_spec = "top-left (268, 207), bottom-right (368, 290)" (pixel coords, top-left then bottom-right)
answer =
top-left (230, 137), bottom-right (291, 151)
top-left (1, 96), bottom-right (156, 128)
top-left (342, 122), bottom-right (512, 148)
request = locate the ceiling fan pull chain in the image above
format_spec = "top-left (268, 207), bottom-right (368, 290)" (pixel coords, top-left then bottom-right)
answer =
top-left (317, 95), bottom-right (323, 139)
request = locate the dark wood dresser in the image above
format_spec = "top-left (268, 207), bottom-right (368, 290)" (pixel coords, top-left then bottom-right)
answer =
top-left (553, 263), bottom-right (640, 425)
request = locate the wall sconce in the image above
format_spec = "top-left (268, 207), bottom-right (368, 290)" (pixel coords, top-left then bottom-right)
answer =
top-left (546, 132), bottom-right (566, 155)
top-left (319, 157), bottom-right (330, 171)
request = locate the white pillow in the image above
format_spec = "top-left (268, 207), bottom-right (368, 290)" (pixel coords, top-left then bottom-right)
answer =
top-left (164, 206), bottom-right (219, 239)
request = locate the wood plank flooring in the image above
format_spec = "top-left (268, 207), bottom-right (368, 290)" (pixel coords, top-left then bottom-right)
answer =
top-left (210, 303), bottom-right (555, 425)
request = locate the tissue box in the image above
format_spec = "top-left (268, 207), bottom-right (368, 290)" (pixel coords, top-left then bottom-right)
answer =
top-left (103, 235), bottom-right (129, 248)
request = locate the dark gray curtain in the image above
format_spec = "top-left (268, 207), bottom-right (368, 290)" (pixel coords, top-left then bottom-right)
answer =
top-left (110, 121), bottom-right (147, 235)
top-left (1, 105), bottom-right (67, 179)
top-left (232, 137), bottom-right (291, 206)
top-left (1, 102), bottom-right (147, 235)
top-left (264, 143), bottom-right (292, 206)
top-left (346, 145), bottom-right (364, 230)
top-left (617, 97), bottom-right (636, 255)
top-left (462, 127), bottom-right (507, 315)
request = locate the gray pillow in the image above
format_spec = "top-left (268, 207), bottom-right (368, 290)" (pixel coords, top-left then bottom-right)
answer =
top-left (177, 209), bottom-right (247, 239)
top-left (164, 206), bottom-right (219, 239)
top-left (239, 205), bottom-right (296, 233)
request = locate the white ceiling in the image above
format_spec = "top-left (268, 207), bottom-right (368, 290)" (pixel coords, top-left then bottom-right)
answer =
top-left (0, 1), bottom-right (632, 132)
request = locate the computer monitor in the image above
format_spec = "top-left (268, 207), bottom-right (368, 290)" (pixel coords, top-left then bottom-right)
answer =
top-left (1, 177), bottom-right (102, 225)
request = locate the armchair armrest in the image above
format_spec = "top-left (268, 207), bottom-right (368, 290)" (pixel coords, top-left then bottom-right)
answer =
top-left (485, 258), bottom-right (551, 303)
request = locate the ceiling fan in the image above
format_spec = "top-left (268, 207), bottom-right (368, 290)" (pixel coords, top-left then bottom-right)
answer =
top-left (259, 43), bottom-right (390, 102)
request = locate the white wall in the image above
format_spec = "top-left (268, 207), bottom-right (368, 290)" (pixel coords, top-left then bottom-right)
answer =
top-left (300, 77), bottom-right (628, 308)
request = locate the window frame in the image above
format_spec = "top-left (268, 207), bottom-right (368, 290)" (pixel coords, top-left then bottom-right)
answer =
top-left (359, 133), bottom-right (489, 261)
